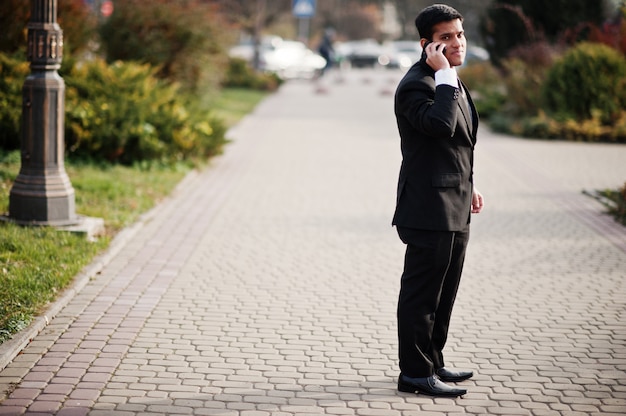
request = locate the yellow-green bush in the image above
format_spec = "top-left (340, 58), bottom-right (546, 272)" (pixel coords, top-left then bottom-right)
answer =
top-left (492, 109), bottom-right (626, 143)
top-left (1, 52), bottom-right (230, 163)
top-left (64, 59), bottom-right (227, 164)
top-left (223, 58), bottom-right (282, 91)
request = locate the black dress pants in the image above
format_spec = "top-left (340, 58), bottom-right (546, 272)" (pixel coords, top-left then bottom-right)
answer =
top-left (396, 226), bottom-right (469, 377)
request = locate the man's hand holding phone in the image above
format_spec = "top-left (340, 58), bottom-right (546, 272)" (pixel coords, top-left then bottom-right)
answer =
top-left (424, 40), bottom-right (450, 71)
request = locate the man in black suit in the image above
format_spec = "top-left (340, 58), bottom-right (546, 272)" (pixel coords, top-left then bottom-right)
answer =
top-left (392, 4), bottom-right (484, 397)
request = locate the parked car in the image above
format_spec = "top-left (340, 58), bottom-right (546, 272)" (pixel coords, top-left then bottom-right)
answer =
top-left (260, 40), bottom-right (326, 79)
top-left (336, 39), bottom-right (385, 68)
top-left (228, 35), bottom-right (282, 63)
top-left (229, 37), bottom-right (326, 80)
top-left (379, 40), bottom-right (422, 71)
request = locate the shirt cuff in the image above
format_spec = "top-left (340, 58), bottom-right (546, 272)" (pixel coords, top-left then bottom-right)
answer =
top-left (435, 67), bottom-right (459, 88)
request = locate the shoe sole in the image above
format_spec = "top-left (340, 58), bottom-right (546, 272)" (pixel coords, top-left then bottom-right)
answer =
top-left (397, 381), bottom-right (466, 397)
top-left (437, 375), bottom-right (473, 382)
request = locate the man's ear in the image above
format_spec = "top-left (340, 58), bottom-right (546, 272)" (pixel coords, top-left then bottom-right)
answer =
top-left (420, 38), bottom-right (429, 48)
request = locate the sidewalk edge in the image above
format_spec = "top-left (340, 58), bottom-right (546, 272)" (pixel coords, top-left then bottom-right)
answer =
top-left (0, 169), bottom-right (200, 372)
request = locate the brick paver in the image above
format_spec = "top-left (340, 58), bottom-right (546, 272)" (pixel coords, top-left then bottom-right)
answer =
top-left (1, 68), bottom-right (625, 415)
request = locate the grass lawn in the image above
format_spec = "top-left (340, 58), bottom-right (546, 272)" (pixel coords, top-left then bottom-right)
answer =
top-left (0, 87), bottom-right (268, 344)
top-left (208, 87), bottom-right (268, 128)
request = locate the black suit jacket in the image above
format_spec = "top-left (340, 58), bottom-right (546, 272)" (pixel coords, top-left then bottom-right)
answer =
top-left (392, 58), bottom-right (479, 231)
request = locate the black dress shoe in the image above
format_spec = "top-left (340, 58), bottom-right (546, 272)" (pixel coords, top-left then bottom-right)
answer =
top-left (398, 374), bottom-right (467, 397)
top-left (435, 367), bottom-right (474, 382)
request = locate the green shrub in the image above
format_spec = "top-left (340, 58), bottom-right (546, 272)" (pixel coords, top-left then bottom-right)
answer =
top-left (0, 53), bottom-right (29, 151)
top-left (458, 62), bottom-right (506, 119)
top-left (222, 58), bottom-right (282, 91)
top-left (489, 41), bottom-right (626, 143)
top-left (99, 0), bottom-right (233, 94)
top-left (64, 58), bottom-right (227, 164)
top-left (542, 42), bottom-right (626, 123)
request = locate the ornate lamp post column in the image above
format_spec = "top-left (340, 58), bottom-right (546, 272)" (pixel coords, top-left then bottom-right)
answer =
top-left (8, 0), bottom-right (77, 225)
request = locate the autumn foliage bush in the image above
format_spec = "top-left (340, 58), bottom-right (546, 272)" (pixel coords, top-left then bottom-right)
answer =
top-left (0, 0), bottom-right (96, 56)
top-left (99, 0), bottom-right (233, 94)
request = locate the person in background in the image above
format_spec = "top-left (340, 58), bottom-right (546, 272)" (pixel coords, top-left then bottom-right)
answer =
top-left (317, 28), bottom-right (335, 76)
top-left (392, 4), bottom-right (484, 398)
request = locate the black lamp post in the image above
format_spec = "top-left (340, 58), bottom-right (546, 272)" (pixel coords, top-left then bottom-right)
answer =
top-left (8, 0), bottom-right (77, 226)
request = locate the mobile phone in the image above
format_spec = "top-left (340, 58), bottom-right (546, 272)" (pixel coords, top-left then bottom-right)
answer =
top-left (424, 40), bottom-right (447, 55)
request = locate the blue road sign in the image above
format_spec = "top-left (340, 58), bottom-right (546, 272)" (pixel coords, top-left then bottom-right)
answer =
top-left (293, 0), bottom-right (316, 18)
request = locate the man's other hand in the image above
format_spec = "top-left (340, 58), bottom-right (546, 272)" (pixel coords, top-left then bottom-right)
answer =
top-left (471, 189), bottom-right (484, 214)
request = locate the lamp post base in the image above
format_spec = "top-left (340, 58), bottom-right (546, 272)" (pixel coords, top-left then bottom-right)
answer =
top-left (0, 214), bottom-right (105, 241)
top-left (9, 170), bottom-right (78, 226)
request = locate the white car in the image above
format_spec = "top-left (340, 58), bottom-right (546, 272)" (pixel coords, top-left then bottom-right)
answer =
top-left (228, 35), bottom-right (282, 63)
top-left (260, 40), bottom-right (327, 79)
top-left (229, 37), bottom-right (326, 80)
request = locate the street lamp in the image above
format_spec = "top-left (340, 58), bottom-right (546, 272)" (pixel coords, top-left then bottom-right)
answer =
top-left (7, 0), bottom-right (77, 226)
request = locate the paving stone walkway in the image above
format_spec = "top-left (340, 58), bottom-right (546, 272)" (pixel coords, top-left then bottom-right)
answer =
top-left (1, 68), bottom-right (625, 415)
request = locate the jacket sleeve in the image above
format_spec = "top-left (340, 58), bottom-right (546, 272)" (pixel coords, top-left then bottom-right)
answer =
top-left (395, 74), bottom-right (461, 139)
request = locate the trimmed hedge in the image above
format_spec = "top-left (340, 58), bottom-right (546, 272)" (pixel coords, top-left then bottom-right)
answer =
top-left (542, 42), bottom-right (626, 123)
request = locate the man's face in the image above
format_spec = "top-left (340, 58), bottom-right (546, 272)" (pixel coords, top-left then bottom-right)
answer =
top-left (431, 18), bottom-right (466, 67)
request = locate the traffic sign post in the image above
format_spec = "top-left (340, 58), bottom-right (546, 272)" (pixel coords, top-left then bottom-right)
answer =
top-left (293, 0), bottom-right (316, 18)
top-left (293, 0), bottom-right (316, 42)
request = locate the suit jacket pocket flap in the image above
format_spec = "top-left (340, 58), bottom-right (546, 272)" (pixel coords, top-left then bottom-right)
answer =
top-left (432, 173), bottom-right (461, 188)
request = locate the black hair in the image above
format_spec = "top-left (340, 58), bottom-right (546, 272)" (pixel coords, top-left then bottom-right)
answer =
top-left (415, 4), bottom-right (464, 40)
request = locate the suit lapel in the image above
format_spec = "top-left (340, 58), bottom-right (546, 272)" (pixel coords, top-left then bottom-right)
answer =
top-left (458, 86), bottom-right (472, 132)
top-left (458, 80), bottom-right (477, 144)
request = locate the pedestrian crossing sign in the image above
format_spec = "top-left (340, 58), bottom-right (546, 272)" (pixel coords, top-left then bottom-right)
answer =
top-left (293, 0), bottom-right (316, 18)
